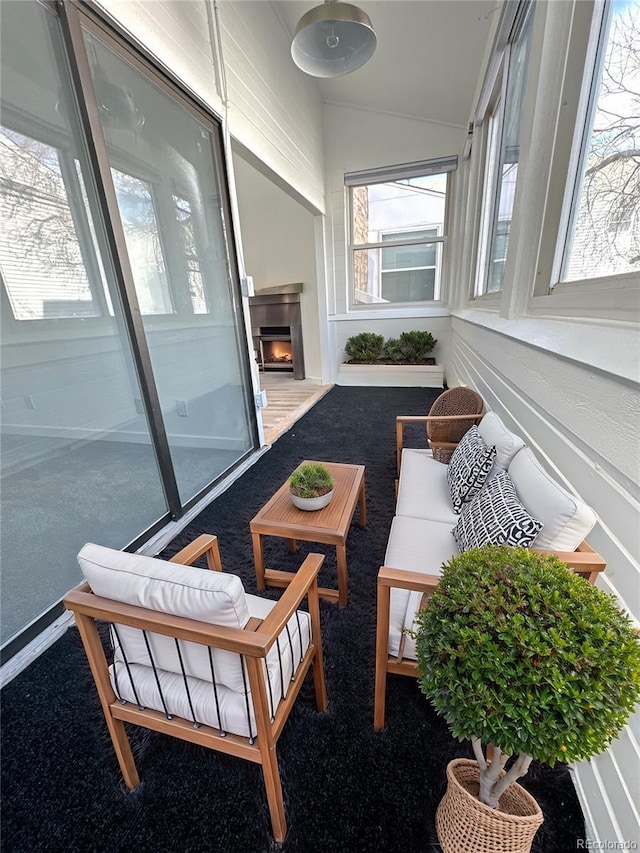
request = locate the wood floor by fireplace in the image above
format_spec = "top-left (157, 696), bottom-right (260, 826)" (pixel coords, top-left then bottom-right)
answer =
top-left (249, 293), bottom-right (305, 380)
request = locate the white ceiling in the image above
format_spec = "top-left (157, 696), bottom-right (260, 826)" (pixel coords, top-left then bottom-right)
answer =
top-left (273, 0), bottom-right (498, 127)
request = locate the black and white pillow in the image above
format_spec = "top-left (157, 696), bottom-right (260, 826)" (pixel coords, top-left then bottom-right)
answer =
top-left (452, 470), bottom-right (543, 552)
top-left (446, 426), bottom-right (496, 513)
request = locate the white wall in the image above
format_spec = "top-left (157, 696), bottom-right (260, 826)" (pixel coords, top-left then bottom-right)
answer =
top-left (448, 0), bottom-right (640, 843)
top-left (323, 102), bottom-right (463, 380)
top-left (233, 152), bottom-right (322, 383)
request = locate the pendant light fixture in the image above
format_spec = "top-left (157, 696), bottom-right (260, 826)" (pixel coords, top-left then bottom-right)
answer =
top-left (291, 1), bottom-right (377, 78)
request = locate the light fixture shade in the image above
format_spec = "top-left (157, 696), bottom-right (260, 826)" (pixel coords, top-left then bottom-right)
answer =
top-left (291, 2), bottom-right (377, 78)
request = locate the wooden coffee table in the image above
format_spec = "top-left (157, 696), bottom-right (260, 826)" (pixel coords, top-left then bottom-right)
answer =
top-left (250, 460), bottom-right (366, 606)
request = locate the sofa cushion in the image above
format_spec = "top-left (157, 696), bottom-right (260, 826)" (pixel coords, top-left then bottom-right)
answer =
top-left (447, 426), bottom-right (496, 512)
top-left (452, 470), bottom-right (543, 552)
top-left (478, 411), bottom-right (525, 471)
top-left (396, 449), bottom-right (458, 524)
top-left (508, 448), bottom-right (597, 551)
top-left (384, 515), bottom-right (458, 660)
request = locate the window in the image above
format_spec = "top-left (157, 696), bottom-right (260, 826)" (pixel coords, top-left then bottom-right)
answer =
top-left (173, 195), bottom-right (208, 314)
top-left (346, 158), bottom-right (456, 306)
top-left (0, 128), bottom-right (104, 320)
top-left (475, 3), bottom-right (535, 296)
top-left (112, 169), bottom-right (174, 315)
top-left (380, 228), bottom-right (440, 302)
top-left (557, 0), bottom-right (640, 283)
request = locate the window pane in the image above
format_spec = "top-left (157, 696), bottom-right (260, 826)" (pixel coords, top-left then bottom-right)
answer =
top-left (352, 175), bottom-right (446, 244)
top-left (351, 171), bottom-right (447, 305)
top-left (563, 0), bottom-right (640, 281)
top-left (173, 195), bottom-right (208, 314)
top-left (0, 0), bottom-right (168, 648)
top-left (353, 244), bottom-right (440, 304)
top-left (486, 6), bottom-right (534, 293)
top-left (112, 169), bottom-right (173, 314)
top-left (84, 31), bottom-right (254, 504)
top-left (381, 269), bottom-right (436, 302)
top-left (381, 241), bottom-right (437, 270)
top-left (0, 129), bottom-right (100, 320)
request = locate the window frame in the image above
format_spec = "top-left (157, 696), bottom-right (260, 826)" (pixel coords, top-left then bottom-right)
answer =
top-left (346, 159), bottom-right (455, 310)
top-left (473, 85), bottom-right (505, 299)
top-left (527, 0), bottom-right (639, 322)
top-left (473, 1), bottom-right (535, 299)
top-left (551, 0), bottom-right (638, 288)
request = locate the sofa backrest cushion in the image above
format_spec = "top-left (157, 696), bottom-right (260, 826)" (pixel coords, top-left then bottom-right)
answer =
top-left (452, 470), bottom-right (543, 552)
top-left (507, 449), bottom-right (597, 551)
top-left (478, 411), bottom-right (525, 471)
top-left (78, 543), bottom-right (251, 692)
top-left (447, 425), bottom-right (496, 512)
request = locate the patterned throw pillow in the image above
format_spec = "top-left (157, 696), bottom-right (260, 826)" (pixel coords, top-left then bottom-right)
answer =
top-left (452, 470), bottom-right (543, 552)
top-left (446, 426), bottom-right (496, 513)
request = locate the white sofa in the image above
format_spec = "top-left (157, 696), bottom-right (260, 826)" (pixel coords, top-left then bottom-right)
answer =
top-left (374, 411), bottom-right (606, 729)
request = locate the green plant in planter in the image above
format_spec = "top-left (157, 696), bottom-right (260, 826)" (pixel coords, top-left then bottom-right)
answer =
top-left (289, 462), bottom-right (334, 498)
top-left (344, 332), bottom-right (385, 362)
top-left (415, 545), bottom-right (640, 810)
top-left (384, 330), bottom-right (437, 363)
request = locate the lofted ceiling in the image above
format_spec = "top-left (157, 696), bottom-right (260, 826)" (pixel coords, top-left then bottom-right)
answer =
top-left (273, 0), bottom-right (499, 128)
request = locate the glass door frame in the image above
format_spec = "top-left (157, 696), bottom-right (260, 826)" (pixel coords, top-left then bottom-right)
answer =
top-left (57, 0), bottom-right (259, 520)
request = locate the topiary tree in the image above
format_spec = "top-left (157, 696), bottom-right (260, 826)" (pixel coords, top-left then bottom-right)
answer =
top-left (344, 332), bottom-right (385, 362)
top-left (415, 545), bottom-right (640, 810)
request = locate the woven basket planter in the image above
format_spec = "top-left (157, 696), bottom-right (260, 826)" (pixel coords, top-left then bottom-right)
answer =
top-left (436, 758), bottom-right (543, 853)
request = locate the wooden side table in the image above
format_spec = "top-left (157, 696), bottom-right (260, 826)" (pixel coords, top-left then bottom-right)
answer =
top-left (250, 461), bottom-right (366, 606)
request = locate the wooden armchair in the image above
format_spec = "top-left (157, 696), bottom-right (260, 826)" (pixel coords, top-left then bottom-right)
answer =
top-left (64, 534), bottom-right (327, 844)
top-left (373, 542), bottom-right (606, 730)
top-left (396, 386), bottom-right (484, 473)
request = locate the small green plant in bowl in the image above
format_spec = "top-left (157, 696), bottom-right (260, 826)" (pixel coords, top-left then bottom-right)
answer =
top-left (289, 463), bottom-right (335, 511)
top-left (344, 332), bottom-right (385, 363)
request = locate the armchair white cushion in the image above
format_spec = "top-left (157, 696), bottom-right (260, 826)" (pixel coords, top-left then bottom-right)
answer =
top-left (77, 543), bottom-right (312, 737)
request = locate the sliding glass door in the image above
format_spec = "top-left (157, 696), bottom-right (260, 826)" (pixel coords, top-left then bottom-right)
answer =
top-left (0, 0), bottom-right (256, 654)
top-left (82, 29), bottom-right (254, 504)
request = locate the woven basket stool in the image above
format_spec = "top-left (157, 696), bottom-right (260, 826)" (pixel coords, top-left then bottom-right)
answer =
top-left (427, 388), bottom-right (484, 464)
top-left (436, 758), bottom-right (543, 853)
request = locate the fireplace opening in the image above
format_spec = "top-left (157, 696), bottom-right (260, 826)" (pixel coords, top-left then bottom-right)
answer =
top-left (261, 339), bottom-right (293, 369)
top-left (249, 293), bottom-right (305, 379)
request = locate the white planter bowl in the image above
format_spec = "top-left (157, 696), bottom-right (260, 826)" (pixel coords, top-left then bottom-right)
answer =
top-left (290, 490), bottom-right (334, 511)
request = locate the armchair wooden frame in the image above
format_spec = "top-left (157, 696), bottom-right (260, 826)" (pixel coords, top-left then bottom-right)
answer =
top-left (64, 534), bottom-right (328, 844)
top-left (373, 542), bottom-right (606, 731)
top-left (395, 413), bottom-right (484, 475)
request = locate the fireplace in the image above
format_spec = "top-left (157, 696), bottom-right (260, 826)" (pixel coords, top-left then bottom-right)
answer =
top-left (261, 333), bottom-right (293, 369)
top-left (249, 293), bottom-right (305, 379)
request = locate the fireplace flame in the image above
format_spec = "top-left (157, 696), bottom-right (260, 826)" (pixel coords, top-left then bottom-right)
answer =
top-left (265, 341), bottom-right (292, 363)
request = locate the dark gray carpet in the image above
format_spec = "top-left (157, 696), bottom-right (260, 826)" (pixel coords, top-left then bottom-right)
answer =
top-left (0, 387), bottom-right (585, 852)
